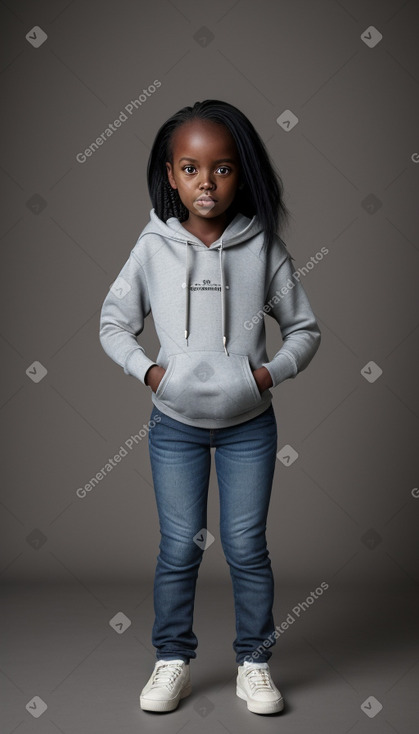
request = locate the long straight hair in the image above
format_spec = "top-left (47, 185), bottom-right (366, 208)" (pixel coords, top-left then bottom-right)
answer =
top-left (147, 100), bottom-right (291, 253)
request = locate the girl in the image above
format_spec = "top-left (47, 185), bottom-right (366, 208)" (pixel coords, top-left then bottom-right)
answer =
top-left (99, 99), bottom-right (321, 715)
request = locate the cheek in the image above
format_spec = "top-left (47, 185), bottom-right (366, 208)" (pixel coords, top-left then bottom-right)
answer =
top-left (179, 179), bottom-right (194, 192)
top-left (227, 179), bottom-right (240, 197)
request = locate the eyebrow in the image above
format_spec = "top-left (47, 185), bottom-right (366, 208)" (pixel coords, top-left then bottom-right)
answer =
top-left (178, 157), bottom-right (237, 164)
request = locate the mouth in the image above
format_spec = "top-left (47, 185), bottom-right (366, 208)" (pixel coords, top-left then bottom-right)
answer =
top-left (194, 196), bottom-right (217, 211)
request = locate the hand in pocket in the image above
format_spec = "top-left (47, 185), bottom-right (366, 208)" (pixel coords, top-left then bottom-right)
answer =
top-left (145, 365), bottom-right (166, 393)
top-left (252, 366), bottom-right (273, 394)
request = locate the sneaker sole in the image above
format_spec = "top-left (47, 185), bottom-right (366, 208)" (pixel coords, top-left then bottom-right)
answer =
top-left (140, 682), bottom-right (192, 712)
top-left (236, 684), bottom-right (284, 714)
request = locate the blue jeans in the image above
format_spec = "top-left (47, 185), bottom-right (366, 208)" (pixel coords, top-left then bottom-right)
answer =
top-left (148, 403), bottom-right (278, 665)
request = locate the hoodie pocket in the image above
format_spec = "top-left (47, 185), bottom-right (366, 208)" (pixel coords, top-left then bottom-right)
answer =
top-left (155, 351), bottom-right (262, 420)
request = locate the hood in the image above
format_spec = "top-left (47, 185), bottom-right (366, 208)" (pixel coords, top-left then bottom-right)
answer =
top-left (138, 208), bottom-right (264, 356)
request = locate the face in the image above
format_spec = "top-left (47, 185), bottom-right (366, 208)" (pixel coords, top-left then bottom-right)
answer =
top-left (166, 119), bottom-right (241, 226)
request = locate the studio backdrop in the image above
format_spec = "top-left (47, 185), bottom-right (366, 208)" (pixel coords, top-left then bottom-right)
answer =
top-left (1, 0), bottom-right (418, 592)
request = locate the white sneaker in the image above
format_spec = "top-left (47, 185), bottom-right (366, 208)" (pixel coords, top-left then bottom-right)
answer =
top-left (140, 659), bottom-right (192, 712)
top-left (236, 660), bottom-right (284, 714)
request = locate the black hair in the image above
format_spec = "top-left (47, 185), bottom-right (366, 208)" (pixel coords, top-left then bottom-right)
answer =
top-left (147, 99), bottom-right (291, 252)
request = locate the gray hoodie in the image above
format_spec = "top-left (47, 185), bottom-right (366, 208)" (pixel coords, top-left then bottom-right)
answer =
top-left (99, 208), bottom-right (321, 428)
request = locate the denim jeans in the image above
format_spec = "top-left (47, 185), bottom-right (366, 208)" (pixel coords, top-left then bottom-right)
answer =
top-left (148, 403), bottom-right (278, 665)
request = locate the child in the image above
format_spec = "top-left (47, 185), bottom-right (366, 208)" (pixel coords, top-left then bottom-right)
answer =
top-left (99, 99), bottom-right (321, 715)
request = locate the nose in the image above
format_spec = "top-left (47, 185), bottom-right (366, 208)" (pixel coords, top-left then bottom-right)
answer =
top-left (199, 169), bottom-right (215, 190)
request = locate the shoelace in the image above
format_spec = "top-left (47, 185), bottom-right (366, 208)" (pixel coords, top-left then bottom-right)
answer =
top-left (151, 662), bottom-right (183, 691)
top-left (244, 668), bottom-right (273, 692)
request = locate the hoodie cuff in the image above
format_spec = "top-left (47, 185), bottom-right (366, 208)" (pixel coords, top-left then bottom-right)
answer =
top-left (262, 352), bottom-right (298, 389)
top-left (124, 349), bottom-right (158, 386)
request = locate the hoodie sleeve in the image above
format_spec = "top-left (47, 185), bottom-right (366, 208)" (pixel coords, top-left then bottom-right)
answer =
top-left (99, 249), bottom-right (158, 385)
top-left (261, 250), bottom-right (321, 388)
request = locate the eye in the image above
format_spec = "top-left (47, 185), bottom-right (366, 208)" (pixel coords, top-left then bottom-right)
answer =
top-left (182, 165), bottom-right (232, 175)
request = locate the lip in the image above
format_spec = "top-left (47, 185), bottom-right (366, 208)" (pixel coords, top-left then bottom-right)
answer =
top-left (196, 196), bottom-right (216, 203)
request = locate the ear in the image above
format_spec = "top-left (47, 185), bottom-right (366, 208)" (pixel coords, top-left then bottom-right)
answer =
top-left (166, 162), bottom-right (177, 189)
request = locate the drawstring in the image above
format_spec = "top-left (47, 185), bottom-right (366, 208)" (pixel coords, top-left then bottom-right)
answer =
top-left (184, 241), bottom-right (191, 345)
top-left (184, 240), bottom-right (229, 356)
top-left (219, 241), bottom-right (229, 355)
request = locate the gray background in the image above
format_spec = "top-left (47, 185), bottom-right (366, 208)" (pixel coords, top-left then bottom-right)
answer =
top-left (1, 1), bottom-right (418, 733)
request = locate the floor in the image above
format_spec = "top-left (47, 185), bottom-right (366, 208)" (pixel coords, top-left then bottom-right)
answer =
top-left (1, 580), bottom-right (418, 734)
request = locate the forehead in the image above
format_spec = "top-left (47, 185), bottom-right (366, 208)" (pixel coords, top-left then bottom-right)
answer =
top-left (170, 119), bottom-right (238, 159)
